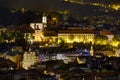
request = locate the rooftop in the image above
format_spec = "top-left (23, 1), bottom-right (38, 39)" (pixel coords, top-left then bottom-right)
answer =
top-left (58, 29), bottom-right (94, 34)
top-left (44, 30), bottom-right (57, 36)
top-left (100, 30), bottom-right (113, 35)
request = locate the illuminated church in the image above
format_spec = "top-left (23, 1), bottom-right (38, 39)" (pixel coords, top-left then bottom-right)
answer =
top-left (30, 14), bottom-right (47, 42)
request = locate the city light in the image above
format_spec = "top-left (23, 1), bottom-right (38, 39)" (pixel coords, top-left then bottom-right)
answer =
top-left (111, 5), bottom-right (120, 11)
top-left (64, 0), bottom-right (68, 2)
top-left (0, 0), bottom-right (120, 80)
top-left (65, 0), bottom-right (120, 11)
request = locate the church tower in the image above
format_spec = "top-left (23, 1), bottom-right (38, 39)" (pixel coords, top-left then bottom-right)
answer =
top-left (42, 13), bottom-right (47, 27)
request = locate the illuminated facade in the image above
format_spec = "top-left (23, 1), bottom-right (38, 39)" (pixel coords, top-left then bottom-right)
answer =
top-left (30, 14), bottom-right (47, 42)
top-left (58, 29), bottom-right (94, 43)
top-left (90, 45), bottom-right (94, 56)
top-left (22, 51), bottom-right (38, 70)
top-left (0, 26), bottom-right (6, 36)
top-left (43, 30), bottom-right (58, 43)
top-left (30, 23), bottom-right (44, 42)
top-left (42, 14), bottom-right (47, 27)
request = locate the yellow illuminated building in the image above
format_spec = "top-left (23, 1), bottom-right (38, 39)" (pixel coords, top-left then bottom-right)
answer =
top-left (58, 29), bottom-right (94, 43)
top-left (100, 30), bottom-right (114, 42)
top-left (29, 14), bottom-right (47, 42)
top-left (43, 30), bottom-right (58, 43)
top-left (111, 5), bottom-right (120, 11)
top-left (30, 23), bottom-right (44, 42)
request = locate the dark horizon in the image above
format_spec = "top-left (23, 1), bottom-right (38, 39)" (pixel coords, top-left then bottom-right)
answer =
top-left (0, 0), bottom-right (120, 17)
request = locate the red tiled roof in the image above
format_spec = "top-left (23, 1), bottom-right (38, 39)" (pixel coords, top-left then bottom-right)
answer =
top-left (44, 30), bottom-right (57, 36)
top-left (58, 29), bottom-right (94, 34)
top-left (100, 30), bottom-right (113, 35)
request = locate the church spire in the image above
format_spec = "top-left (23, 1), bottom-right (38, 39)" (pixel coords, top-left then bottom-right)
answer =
top-left (42, 13), bottom-right (47, 27)
top-left (90, 45), bottom-right (94, 56)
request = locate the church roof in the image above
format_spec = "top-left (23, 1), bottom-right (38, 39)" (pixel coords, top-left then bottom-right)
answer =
top-left (44, 30), bottom-right (57, 36)
top-left (19, 24), bottom-right (35, 33)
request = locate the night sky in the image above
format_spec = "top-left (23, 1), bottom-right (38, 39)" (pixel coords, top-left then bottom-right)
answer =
top-left (0, 0), bottom-right (63, 10)
top-left (0, 0), bottom-right (120, 17)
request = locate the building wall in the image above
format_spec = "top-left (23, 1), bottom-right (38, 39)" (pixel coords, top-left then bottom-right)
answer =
top-left (58, 34), bottom-right (94, 43)
top-left (24, 33), bottom-right (33, 44)
top-left (44, 36), bottom-right (57, 42)
top-left (30, 23), bottom-right (47, 42)
top-left (32, 30), bottom-right (44, 42)
top-left (30, 23), bottom-right (44, 30)
top-left (22, 51), bottom-right (38, 70)
top-left (106, 35), bottom-right (114, 42)
top-left (100, 30), bottom-right (114, 42)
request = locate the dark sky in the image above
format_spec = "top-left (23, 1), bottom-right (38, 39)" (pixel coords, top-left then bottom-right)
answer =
top-left (0, 0), bottom-right (119, 8)
top-left (0, 0), bottom-right (63, 10)
top-left (0, 0), bottom-right (119, 17)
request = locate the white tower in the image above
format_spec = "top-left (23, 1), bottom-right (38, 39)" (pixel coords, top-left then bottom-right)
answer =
top-left (90, 45), bottom-right (94, 56)
top-left (42, 13), bottom-right (47, 27)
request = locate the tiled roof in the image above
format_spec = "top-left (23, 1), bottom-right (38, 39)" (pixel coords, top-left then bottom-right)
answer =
top-left (44, 30), bottom-right (57, 36)
top-left (7, 25), bottom-right (19, 32)
top-left (58, 29), bottom-right (94, 34)
top-left (100, 30), bottom-right (113, 35)
top-left (6, 24), bottom-right (35, 33)
top-left (19, 24), bottom-right (34, 33)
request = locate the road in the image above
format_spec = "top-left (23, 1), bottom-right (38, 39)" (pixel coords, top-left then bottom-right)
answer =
top-left (64, 0), bottom-right (120, 11)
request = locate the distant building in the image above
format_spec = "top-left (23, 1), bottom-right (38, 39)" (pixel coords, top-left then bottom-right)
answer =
top-left (30, 23), bottom-right (44, 42)
top-left (19, 24), bottom-right (34, 44)
top-left (0, 25), bottom-right (6, 35)
top-left (43, 30), bottom-right (58, 43)
top-left (30, 23), bottom-right (44, 30)
top-left (90, 45), bottom-right (94, 56)
top-left (100, 29), bottom-right (114, 42)
top-left (58, 29), bottom-right (94, 43)
top-left (116, 49), bottom-right (120, 57)
top-left (30, 14), bottom-right (47, 42)
top-left (0, 58), bottom-right (16, 70)
top-left (42, 13), bottom-right (47, 27)
top-left (22, 51), bottom-right (38, 70)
